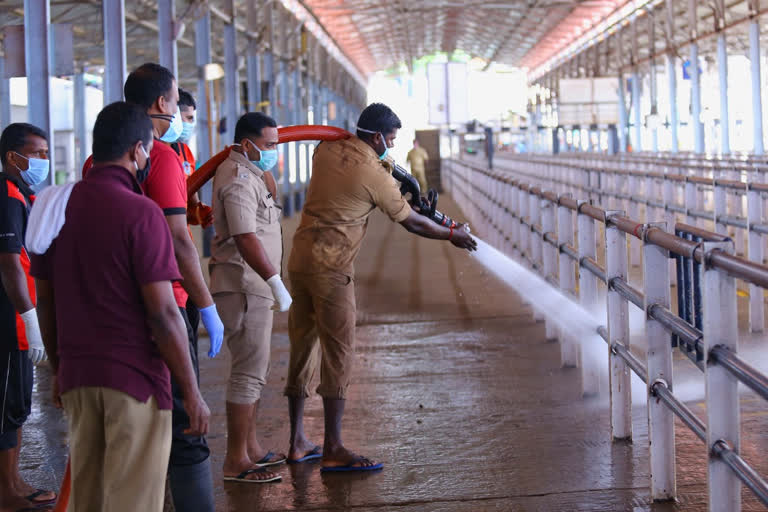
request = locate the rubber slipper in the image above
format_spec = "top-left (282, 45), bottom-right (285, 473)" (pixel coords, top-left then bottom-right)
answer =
top-left (287, 445), bottom-right (322, 464)
top-left (24, 489), bottom-right (57, 505)
top-left (321, 456), bottom-right (383, 473)
top-left (253, 451), bottom-right (287, 467)
top-left (223, 468), bottom-right (282, 483)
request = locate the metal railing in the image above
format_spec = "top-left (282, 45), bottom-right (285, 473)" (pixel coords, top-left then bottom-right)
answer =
top-left (443, 157), bottom-right (768, 510)
top-left (488, 152), bottom-right (768, 336)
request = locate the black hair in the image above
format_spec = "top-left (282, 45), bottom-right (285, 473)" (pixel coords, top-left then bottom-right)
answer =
top-left (178, 88), bottom-right (196, 110)
top-left (0, 123), bottom-right (48, 166)
top-left (124, 62), bottom-right (176, 109)
top-left (92, 102), bottom-right (153, 162)
top-left (234, 112), bottom-right (277, 143)
top-left (355, 103), bottom-right (402, 140)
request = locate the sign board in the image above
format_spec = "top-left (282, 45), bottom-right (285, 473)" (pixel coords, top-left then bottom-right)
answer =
top-left (427, 62), bottom-right (468, 126)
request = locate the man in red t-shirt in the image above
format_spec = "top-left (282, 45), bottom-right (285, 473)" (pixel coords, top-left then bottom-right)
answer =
top-left (121, 63), bottom-right (223, 512)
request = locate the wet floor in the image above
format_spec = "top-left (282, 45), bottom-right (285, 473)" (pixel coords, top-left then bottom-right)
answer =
top-left (16, 195), bottom-right (768, 511)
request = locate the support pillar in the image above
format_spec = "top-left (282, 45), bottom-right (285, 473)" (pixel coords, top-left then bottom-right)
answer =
top-left (224, 4), bottom-right (239, 145)
top-left (667, 55), bottom-right (679, 153)
top-left (74, 70), bottom-right (88, 176)
top-left (158, 0), bottom-right (178, 79)
top-left (0, 56), bottom-right (11, 130)
top-left (749, 15), bottom-right (764, 155)
top-left (717, 1), bottom-right (730, 155)
top-left (689, 0), bottom-right (704, 153)
top-left (24, 0), bottom-right (54, 186)
top-left (246, 0), bottom-right (261, 111)
top-left (102, 0), bottom-right (127, 104)
top-left (195, 11), bottom-right (211, 162)
top-left (632, 72), bottom-right (642, 152)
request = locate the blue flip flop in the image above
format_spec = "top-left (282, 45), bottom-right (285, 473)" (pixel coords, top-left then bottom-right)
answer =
top-left (253, 451), bottom-right (287, 467)
top-left (321, 456), bottom-right (383, 473)
top-left (287, 445), bottom-right (323, 464)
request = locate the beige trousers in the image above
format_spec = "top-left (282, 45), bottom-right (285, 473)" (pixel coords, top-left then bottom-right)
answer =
top-left (215, 292), bottom-right (274, 404)
top-left (61, 387), bottom-right (171, 512)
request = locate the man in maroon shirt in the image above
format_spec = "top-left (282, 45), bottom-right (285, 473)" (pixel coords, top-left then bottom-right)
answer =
top-left (31, 102), bottom-right (209, 512)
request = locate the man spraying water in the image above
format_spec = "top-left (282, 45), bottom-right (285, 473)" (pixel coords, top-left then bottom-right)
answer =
top-left (283, 102), bottom-right (476, 472)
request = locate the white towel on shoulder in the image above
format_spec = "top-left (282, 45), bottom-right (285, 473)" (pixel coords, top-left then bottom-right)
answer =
top-left (26, 182), bottom-right (76, 255)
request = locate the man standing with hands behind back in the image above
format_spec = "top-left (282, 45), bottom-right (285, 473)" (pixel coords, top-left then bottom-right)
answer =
top-left (211, 112), bottom-right (292, 484)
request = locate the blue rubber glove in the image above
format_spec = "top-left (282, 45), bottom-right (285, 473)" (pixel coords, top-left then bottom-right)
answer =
top-left (199, 304), bottom-right (224, 358)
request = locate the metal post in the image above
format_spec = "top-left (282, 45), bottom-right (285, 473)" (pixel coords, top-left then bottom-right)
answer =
top-left (714, 180), bottom-right (727, 236)
top-left (749, 15), bottom-right (764, 155)
top-left (667, 55), bottom-right (679, 153)
top-left (665, 0), bottom-right (679, 153)
top-left (649, 14), bottom-right (659, 153)
top-left (618, 74), bottom-right (628, 153)
top-left (702, 240), bottom-right (740, 512)
top-left (224, 3), bottom-right (239, 145)
top-left (717, 31), bottom-right (730, 155)
top-left (74, 70), bottom-right (88, 176)
top-left (529, 189), bottom-right (544, 322)
top-left (606, 211), bottom-right (631, 440)
top-left (558, 196), bottom-right (578, 367)
top-left (102, 0), bottom-right (127, 104)
top-left (25, 0), bottom-right (54, 186)
top-left (263, 51), bottom-right (274, 118)
top-left (629, 174), bottom-right (641, 266)
top-left (689, 0), bottom-right (704, 154)
top-left (247, 0), bottom-right (261, 112)
top-left (195, 11), bottom-right (211, 163)
top-left (747, 184), bottom-right (764, 332)
top-left (632, 72), bottom-right (642, 152)
top-left (542, 199), bottom-right (557, 341)
top-left (577, 202), bottom-right (599, 397)
top-left (158, 0), bottom-right (178, 79)
top-left (643, 222), bottom-right (676, 501)
top-left (0, 56), bottom-right (10, 130)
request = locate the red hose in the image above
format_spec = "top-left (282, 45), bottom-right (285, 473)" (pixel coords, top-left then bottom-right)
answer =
top-left (186, 125), bottom-right (352, 200)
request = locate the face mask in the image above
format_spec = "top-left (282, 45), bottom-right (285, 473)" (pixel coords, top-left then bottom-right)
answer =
top-left (356, 125), bottom-right (390, 160)
top-left (179, 121), bottom-right (196, 144)
top-left (243, 140), bottom-right (279, 171)
top-left (152, 108), bottom-right (183, 143)
top-left (134, 146), bottom-right (151, 184)
top-left (377, 133), bottom-right (389, 161)
top-left (14, 153), bottom-right (50, 186)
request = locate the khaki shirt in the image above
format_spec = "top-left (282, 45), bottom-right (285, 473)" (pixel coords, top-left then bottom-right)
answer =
top-left (210, 151), bottom-right (282, 298)
top-left (288, 136), bottom-right (410, 277)
top-left (406, 147), bottom-right (429, 172)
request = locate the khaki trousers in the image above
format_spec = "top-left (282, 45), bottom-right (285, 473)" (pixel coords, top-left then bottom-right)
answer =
top-left (412, 167), bottom-right (428, 194)
top-left (61, 387), bottom-right (171, 512)
top-left (215, 292), bottom-right (274, 404)
top-left (284, 271), bottom-right (356, 399)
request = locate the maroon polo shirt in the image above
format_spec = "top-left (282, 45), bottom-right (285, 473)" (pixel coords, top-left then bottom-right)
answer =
top-left (30, 165), bottom-right (181, 409)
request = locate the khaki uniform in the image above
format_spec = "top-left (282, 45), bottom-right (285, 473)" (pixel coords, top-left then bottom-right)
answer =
top-left (406, 146), bottom-right (429, 193)
top-left (210, 151), bottom-right (282, 404)
top-left (285, 136), bottom-right (410, 399)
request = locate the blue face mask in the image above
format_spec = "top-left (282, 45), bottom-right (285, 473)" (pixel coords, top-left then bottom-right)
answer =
top-left (377, 133), bottom-right (390, 161)
top-left (356, 125), bottom-right (390, 160)
top-left (244, 140), bottom-right (278, 171)
top-left (15, 153), bottom-right (50, 186)
top-left (179, 121), bottom-right (195, 144)
top-left (152, 109), bottom-right (183, 143)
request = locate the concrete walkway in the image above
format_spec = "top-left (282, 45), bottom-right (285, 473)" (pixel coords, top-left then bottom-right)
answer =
top-left (18, 195), bottom-right (768, 511)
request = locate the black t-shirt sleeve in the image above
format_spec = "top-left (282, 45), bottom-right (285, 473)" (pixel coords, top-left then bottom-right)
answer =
top-left (0, 193), bottom-right (25, 255)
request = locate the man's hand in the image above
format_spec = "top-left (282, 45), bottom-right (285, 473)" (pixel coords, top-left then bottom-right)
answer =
top-left (267, 274), bottom-right (292, 312)
top-left (51, 375), bottom-right (62, 408)
top-left (21, 308), bottom-right (47, 364)
top-left (450, 224), bottom-right (478, 252)
top-left (199, 304), bottom-right (224, 358)
top-left (187, 203), bottom-right (214, 228)
top-left (182, 391), bottom-right (210, 436)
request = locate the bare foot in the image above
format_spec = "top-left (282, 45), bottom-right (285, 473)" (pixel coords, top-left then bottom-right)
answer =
top-left (321, 446), bottom-right (380, 469)
top-left (248, 450), bottom-right (286, 466)
top-left (288, 437), bottom-right (320, 462)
